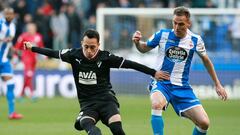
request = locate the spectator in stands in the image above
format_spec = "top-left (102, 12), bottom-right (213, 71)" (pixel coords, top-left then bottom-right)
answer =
top-left (50, 5), bottom-right (68, 50)
top-left (66, 3), bottom-right (82, 48)
top-left (34, 7), bottom-right (52, 49)
top-left (229, 15), bottom-right (240, 52)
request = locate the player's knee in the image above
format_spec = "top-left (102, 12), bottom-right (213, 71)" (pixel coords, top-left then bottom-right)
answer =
top-left (74, 117), bottom-right (95, 131)
top-left (197, 117), bottom-right (210, 130)
top-left (76, 118), bottom-right (102, 135)
top-left (108, 121), bottom-right (125, 135)
top-left (151, 101), bottom-right (165, 110)
top-left (74, 118), bottom-right (82, 130)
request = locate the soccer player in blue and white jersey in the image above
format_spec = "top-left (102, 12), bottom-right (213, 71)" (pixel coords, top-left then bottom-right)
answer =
top-left (132, 6), bottom-right (227, 135)
top-left (0, 7), bottom-right (23, 119)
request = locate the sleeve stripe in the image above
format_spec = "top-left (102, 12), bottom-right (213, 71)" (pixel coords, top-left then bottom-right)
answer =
top-left (119, 59), bottom-right (125, 68)
top-left (59, 50), bottom-right (62, 61)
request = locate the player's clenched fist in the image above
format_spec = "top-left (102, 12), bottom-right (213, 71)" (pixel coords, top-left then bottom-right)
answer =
top-left (23, 41), bottom-right (32, 50)
top-left (132, 31), bottom-right (142, 44)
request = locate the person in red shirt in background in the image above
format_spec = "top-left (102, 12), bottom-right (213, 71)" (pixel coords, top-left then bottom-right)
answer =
top-left (14, 22), bottom-right (44, 100)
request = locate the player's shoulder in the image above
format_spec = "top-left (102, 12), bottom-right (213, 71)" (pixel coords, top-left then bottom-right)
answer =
top-left (61, 48), bottom-right (79, 55)
top-left (21, 32), bottom-right (28, 37)
top-left (154, 28), bottom-right (172, 35)
top-left (152, 29), bottom-right (172, 39)
top-left (98, 50), bottom-right (115, 60)
top-left (187, 29), bottom-right (202, 39)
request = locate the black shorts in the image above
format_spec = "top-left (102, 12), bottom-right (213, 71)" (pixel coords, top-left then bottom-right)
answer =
top-left (74, 94), bottom-right (120, 131)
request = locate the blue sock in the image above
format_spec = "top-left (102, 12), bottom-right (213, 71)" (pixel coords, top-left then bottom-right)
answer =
top-left (6, 83), bottom-right (15, 115)
top-left (151, 115), bottom-right (164, 135)
top-left (193, 126), bottom-right (207, 135)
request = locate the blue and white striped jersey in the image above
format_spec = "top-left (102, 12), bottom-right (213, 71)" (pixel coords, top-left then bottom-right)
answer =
top-left (0, 18), bottom-right (15, 63)
top-left (147, 29), bottom-right (206, 86)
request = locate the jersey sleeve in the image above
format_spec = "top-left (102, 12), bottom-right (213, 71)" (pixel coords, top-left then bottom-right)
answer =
top-left (108, 53), bottom-right (156, 77)
top-left (196, 36), bottom-right (207, 56)
top-left (108, 53), bottom-right (125, 68)
top-left (9, 23), bottom-right (16, 38)
top-left (32, 47), bottom-right (59, 59)
top-left (146, 30), bottom-right (162, 48)
top-left (59, 49), bottom-right (74, 63)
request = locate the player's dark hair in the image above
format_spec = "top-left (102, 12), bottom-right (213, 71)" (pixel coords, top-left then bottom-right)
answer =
top-left (83, 29), bottom-right (100, 42)
top-left (173, 6), bottom-right (190, 19)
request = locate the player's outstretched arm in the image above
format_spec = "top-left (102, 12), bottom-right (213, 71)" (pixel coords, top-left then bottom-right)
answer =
top-left (200, 54), bottom-right (228, 101)
top-left (132, 31), bottom-right (153, 53)
top-left (121, 59), bottom-right (170, 80)
top-left (24, 41), bottom-right (59, 59)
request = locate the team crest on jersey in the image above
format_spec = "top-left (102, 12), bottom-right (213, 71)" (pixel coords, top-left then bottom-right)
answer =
top-left (97, 61), bottom-right (102, 68)
top-left (78, 71), bottom-right (97, 85)
top-left (166, 46), bottom-right (188, 63)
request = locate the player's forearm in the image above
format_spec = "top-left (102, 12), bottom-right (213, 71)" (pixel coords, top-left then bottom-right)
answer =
top-left (32, 47), bottom-right (59, 59)
top-left (121, 59), bottom-right (156, 77)
top-left (203, 56), bottom-right (221, 85)
top-left (135, 41), bottom-right (150, 53)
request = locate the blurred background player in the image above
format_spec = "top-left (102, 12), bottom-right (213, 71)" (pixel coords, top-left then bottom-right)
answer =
top-left (14, 22), bottom-right (44, 100)
top-left (24, 29), bottom-right (170, 135)
top-left (0, 7), bottom-right (23, 119)
top-left (132, 6), bottom-right (228, 135)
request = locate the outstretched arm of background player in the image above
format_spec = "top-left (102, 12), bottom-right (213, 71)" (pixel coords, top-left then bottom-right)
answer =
top-left (121, 59), bottom-right (170, 80)
top-left (200, 54), bottom-right (228, 101)
top-left (24, 41), bottom-right (59, 59)
top-left (132, 31), bottom-right (153, 53)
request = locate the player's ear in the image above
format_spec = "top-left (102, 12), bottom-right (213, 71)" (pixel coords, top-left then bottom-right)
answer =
top-left (187, 20), bottom-right (191, 28)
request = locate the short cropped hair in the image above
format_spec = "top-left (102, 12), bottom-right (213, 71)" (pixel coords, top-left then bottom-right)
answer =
top-left (4, 7), bottom-right (14, 13)
top-left (173, 6), bottom-right (190, 19)
top-left (83, 29), bottom-right (100, 42)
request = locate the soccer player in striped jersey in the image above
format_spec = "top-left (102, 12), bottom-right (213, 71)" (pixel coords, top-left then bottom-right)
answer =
top-left (24, 29), bottom-right (170, 135)
top-left (0, 8), bottom-right (23, 119)
top-left (132, 6), bottom-right (227, 135)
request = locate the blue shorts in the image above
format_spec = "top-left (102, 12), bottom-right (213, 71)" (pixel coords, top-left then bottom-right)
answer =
top-left (149, 80), bottom-right (201, 117)
top-left (0, 61), bottom-right (13, 76)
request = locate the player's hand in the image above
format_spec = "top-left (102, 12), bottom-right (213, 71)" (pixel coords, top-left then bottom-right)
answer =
top-left (24, 41), bottom-right (32, 50)
top-left (132, 31), bottom-right (142, 44)
top-left (154, 70), bottom-right (170, 80)
top-left (215, 83), bottom-right (228, 101)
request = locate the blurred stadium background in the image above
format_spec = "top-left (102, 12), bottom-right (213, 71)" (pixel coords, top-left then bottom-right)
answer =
top-left (0, 0), bottom-right (240, 135)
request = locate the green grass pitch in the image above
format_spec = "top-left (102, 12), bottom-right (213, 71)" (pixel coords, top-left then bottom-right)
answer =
top-left (0, 95), bottom-right (239, 135)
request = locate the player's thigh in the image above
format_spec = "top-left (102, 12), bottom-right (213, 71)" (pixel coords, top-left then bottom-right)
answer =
top-left (98, 101), bottom-right (120, 125)
top-left (183, 105), bottom-right (210, 126)
top-left (150, 91), bottom-right (167, 109)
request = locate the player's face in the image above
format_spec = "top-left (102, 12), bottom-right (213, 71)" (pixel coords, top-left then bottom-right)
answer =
top-left (27, 23), bottom-right (37, 35)
top-left (82, 36), bottom-right (100, 59)
top-left (4, 10), bottom-right (14, 22)
top-left (172, 15), bottom-right (190, 38)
